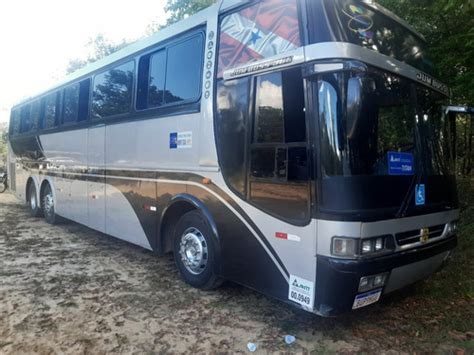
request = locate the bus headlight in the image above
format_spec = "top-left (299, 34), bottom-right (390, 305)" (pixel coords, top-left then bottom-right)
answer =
top-left (360, 235), bottom-right (395, 256)
top-left (331, 235), bottom-right (395, 258)
top-left (332, 237), bottom-right (358, 257)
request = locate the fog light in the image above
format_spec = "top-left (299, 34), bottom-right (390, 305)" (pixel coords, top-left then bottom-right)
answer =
top-left (375, 238), bottom-right (383, 251)
top-left (362, 240), bottom-right (373, 254)
top-left (373, 274), bottom-right (385, 287)
top-left (358, 272), bottom-right (389, 292)
top-left (359, 276), bottom-right (370, 290)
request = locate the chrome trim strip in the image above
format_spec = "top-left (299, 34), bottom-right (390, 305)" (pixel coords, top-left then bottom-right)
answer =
top-left (31, 170), bottom-right (290, 283)
top-left (223, 47), bottom-right (305, 80)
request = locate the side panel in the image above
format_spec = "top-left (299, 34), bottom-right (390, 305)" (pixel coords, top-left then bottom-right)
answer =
top-left (87, 126), bottom-right (106, 233)
top-left (68, 129), bottom-right (88, 225)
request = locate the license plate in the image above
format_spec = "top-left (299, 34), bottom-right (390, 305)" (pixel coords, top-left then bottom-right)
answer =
top-left (352, 289), bottom-right (382, 309)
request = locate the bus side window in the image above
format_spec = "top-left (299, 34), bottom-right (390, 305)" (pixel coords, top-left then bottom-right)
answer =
top-left (20, 105), bottom-right (32, 133)
top-left (215, 77), bottom-right (251, 196)
top-left (92, 61), bottom-right (135, 119)
top-left (10, 109), bottom-right (21, 136)
top-left (164, 35), bottom-right (203, 104)
top-left (147, 50), bottom-right (166, 108)
top-left (30, 100), bottom-right (41, 132)
top-left (43, 92), bottom-right (60, 129)
top-left (248, 68), bottom-right (309, 221)
top-left (63, 83), bottom-right (80, 124)
top-left (137, 34), bottom-right (203, 111)
top-left (78, 79), bottom-right (91, 122)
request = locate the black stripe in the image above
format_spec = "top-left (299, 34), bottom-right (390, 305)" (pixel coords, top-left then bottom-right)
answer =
top-left (26, 165), bottom-right (289, 278)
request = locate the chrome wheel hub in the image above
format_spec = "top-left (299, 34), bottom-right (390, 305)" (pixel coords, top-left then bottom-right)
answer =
top-left (179, 227), bottom-right (208, 275)
top-left (43, 193), bottom-right (54, 216)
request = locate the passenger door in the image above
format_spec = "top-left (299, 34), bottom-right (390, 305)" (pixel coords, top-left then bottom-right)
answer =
top-left (87, 126), bottom-right (106, 233)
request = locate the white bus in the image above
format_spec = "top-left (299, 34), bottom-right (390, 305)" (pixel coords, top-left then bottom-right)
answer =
top-left (7, 0), bottom-right (459, 315)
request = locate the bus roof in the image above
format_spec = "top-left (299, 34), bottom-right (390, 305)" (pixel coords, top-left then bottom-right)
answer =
top-left (12, 0), bottom-right (427, 108)
top-left (12, 2), bottom-right (220, 108)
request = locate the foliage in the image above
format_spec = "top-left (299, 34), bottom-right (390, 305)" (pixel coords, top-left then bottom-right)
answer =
top-left (378, 0), bottom-right (474, 106)
top-left (0, 126), bottom-right (7, 168)
top-left (147, 0), bottom-right (215, 33)
top-left (66, 34), bottom-right (130, 74)
top-left (164, 0), bottom-right (215, 26)
top-left (378, 0), bottom-right (474, 175)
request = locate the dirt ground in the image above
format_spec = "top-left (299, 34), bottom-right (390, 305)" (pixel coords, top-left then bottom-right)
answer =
top-left (0, 191), bottom-right (472, 354)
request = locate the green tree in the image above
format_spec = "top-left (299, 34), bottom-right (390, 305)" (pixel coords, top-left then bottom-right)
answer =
top-left (66, 34), bottom-right (130, 74)
top-left (378, 0), bottom-right (474, 175)
top-left (147, 0), bottom-right (215, 33)
top-left (377, 0), bottom-right (474, 105)
top-left (0, 125), bottom-right (8, 169)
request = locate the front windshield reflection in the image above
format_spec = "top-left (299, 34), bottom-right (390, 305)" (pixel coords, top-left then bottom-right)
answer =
top-left (318, 67), bottom-right (452, 177)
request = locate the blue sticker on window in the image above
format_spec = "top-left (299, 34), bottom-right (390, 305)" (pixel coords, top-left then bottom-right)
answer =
top-left (415, 184), bottom-right (425, 206)
top-left (169, 132), bottom-right (178, 149)
top-left (387, 152), bottom-right (414, 175)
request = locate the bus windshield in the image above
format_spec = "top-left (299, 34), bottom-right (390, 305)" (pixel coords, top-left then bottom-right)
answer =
top-left (317, 67), bottom-right (457, 218)
top-left (308, 0), bottom-right (436, 76)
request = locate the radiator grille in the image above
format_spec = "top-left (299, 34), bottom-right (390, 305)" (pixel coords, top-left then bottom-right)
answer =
top-left (395, 224), bottom-right (446, 246)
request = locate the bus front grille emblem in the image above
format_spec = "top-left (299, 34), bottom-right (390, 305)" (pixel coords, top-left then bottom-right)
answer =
top-left (420, 228), bottom-right (429, 243)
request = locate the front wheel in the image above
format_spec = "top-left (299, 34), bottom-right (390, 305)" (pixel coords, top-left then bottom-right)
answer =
top-left (173, 210), bottom-right (222, 290)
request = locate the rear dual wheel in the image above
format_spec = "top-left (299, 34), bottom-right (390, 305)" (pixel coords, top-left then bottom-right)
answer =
top-left (41, 184), bottom-right (59, 224)
top-left (27, 183), bottom-right (42, 217)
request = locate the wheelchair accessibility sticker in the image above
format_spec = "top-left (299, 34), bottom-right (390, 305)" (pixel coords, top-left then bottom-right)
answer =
top-left (415, 184), bottom-right (425, 206)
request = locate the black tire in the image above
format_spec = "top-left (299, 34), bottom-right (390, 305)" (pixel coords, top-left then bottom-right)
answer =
top-left (27, 183), bottom-right (42, 217)
top-left (0, 181), bottom-right (6, 193)
top-left (173, 210), bottom-right (222, 290)
top-left (41, 184), bottom-right (59, 224)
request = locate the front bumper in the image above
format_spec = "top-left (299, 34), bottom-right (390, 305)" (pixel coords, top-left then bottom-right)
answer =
top-left (314, 235), bottom-right (457, 316)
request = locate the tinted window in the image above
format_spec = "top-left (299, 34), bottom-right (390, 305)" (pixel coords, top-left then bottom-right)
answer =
top-left (10, 109), bottom-right (21, 135)
top-left (78, 79), bottom-right (91, 121)
top-left (164, 36), bottom-right (203, 104)
top-left (254, 69), bottom-right (306, 144)
top-left (249, 68), bottom-right (309, 221)
top-left (148, 50), bottom-right (166, 107)
top-left (254, 73), bottom-right (284, 143)
top-left (310, 0), bottom-right (435, 76)
top-left (30, 100), bottom-right (41, 131)
top-left (44, 92), bottom-right (59, 129)
top-left (216, 77), bottom-right (251, 196)
top-left (92, 61), bottom-right (134, 118)
top-left (20, 105), bottom-right (31, 133)
top-left (63, 84), bottom-right (80, 124)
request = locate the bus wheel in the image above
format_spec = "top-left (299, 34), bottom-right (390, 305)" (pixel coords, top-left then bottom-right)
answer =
top-left (42, 184), bottom-right (58, 224)
top-left (27, 183), bottom-right (42, 217)
top-left (173, 210), bottom-right (222, 290)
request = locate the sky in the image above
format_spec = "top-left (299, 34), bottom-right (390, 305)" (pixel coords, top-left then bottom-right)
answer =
top-left (0, 0), bottom-right (168, 123)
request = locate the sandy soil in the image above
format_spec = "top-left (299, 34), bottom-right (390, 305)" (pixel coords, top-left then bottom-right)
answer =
top-left (0, 191), bottom-right (466, 354)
